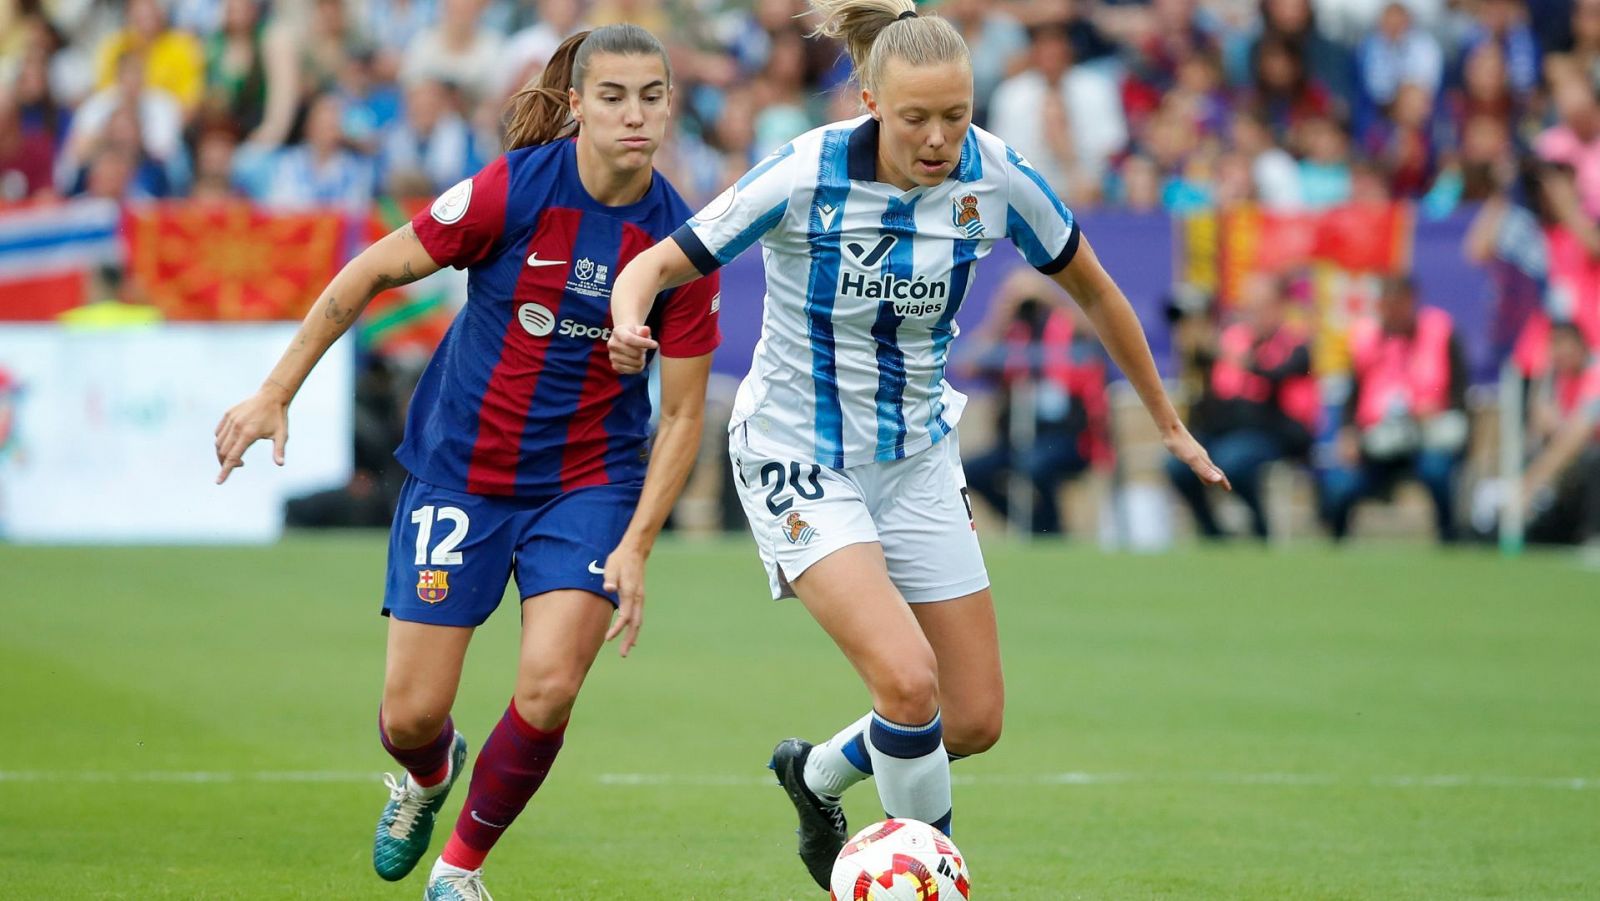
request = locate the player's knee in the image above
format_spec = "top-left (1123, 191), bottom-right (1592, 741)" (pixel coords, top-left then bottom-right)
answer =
top-left (869, 659), bottom-right (940, 724)
top-left (381, 706), bottom-right (450, 749)
top-left (944, 710), bottom-right (1003, 757)
top-left (513, 670), bottom-right (585, 731)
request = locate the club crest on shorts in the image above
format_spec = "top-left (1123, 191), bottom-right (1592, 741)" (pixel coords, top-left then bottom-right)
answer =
top-left (416, 569), bottom-right (450, 603)
top-left (952, 193), bottom-right (984, 238)
top-left (783, 512), bottom-right (818, 545)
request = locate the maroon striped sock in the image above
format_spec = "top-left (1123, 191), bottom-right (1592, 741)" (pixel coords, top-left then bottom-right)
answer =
top-left (379, 710), bottom-right (455, 789)
top-left (441, 702), bottom-right (566, 871)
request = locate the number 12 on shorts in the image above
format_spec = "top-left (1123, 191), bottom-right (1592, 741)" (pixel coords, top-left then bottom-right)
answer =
top-left (412, 505), bottom-right (470, 565)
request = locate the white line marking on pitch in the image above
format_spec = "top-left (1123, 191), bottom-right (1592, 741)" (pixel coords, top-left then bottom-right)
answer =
top-left (0, 771), bottom-right (1594, 790)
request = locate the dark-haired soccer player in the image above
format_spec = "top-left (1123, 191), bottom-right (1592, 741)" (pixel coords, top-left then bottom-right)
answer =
top-left (214, 25), bottom-right (718, 901)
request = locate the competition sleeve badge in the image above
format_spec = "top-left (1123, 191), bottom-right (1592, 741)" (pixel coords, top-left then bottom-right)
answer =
top-left (416, 569), bottom-right (450, 603)
top-left (952, 193), bottom-right (984, 239)
top-left (430, 178), bottom-right (472, 225)
top-left (783, 512), bottom-right (818, 546)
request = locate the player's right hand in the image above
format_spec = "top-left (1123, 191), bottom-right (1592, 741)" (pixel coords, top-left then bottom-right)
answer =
top-left (608, 324), bottom-right (657, 375)
top-left (214, 390), bottom-right (289, 484)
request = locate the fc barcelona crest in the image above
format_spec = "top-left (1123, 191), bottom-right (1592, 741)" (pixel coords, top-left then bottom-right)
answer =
top-left (417, 569), bottom-right (450, 603)
top-left (952, 193), bottom-right (984, 238)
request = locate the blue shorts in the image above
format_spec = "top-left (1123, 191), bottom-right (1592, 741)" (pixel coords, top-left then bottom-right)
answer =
top-left (382, 474), bottom-right (641, 627)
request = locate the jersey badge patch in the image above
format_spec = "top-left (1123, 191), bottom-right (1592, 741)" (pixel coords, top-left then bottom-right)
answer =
top-left (431, 179), bottom-right (472, 225)
top-left (952, 193), bottom-right (984, 238)
top-left (783, 512), bottom-right (818, 546)
top-left (417, 569), bottom-right (450, 603)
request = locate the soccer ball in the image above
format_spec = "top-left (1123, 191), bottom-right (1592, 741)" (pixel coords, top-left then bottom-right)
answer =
top-left (829, 818), bottom-right (971, 900)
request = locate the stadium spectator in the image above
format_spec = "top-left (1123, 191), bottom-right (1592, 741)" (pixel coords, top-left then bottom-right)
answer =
top-left (1298, 114), bottom-right (1353, 207)
top-left (961, 269), bottom-right (1112, 536)
top-left (500, 0), bottom-right (585, 100)
top-left (1246, 32), bottom-right (1335, 147)
top-left (332, 48), bottom-right (403, 154)
top-left (380, 78), bottom-right (477, 193)
top-left (1230, 108), bottom-right (1302, 208)
top-left (92, 0), bottom-right (204, 114)
top-left (1523, 321), bottom-right (1600, 546)
top-left (1168, 274), bottom-right (1317, 541)
top-left (940, 0), bottom-right (1028, 126)
top-left (1536, 73), bottom-right (1600, 220)
top-left (1362, 80), bottom-right (1440, 198)
top-left (240, 91), bottom-right (374, 210)
top-left (399, 0), bottom-right (503, 104)
top-left (202, 0), bottom-right (270, 136)
top-left (1320, 276), bottom-right (1470, 543)
top-left (1239, 0), bottom-right (1355, 107)
top-left (189, 121), bottom-right (245, 200)
top-left (0, 83), bottom-right (53, 200)
top-left (989, 19), bottom-right (1127, 204)
top-left (750, 29), bottom-right (817, 158)
top-left (299, 0), bottom-right (373, 101)
top-left (359, 0), bottom-right (441, 83)
top-left (1356, 2), bottom-right (1442, 114)
top-left (1460, 0), bottom-right (1541, 101)
top-left (60, 49), bottom-right (186, 193)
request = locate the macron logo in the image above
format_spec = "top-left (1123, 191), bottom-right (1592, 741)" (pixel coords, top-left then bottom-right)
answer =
top-left (817, 203), bottom-right (840, 231)
top-left (527, 252), bottom-right (567, 268)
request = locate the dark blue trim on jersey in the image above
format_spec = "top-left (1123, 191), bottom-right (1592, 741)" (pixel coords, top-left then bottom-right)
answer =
top-left (714, 199), bottom-right (788, 266)
top-left (868, 712), bottom-right (943, 759)
top-left (847, 117), bottom-right (880, 181)
top-left (806, 129), bottom-right (852, 468)
top-left (872, 195), bottom-right (918, 460)
top-left (843, 731), bottom-right (874, 774)
top-left (926, 237), bottom-right (979, 444)
top-left (738, 141), bottom-right (795, 189)
top-left (955, 129), bottom-right (982, 182)
top-left (672, 224), bottom-right (719, 275)
top-left (1039, 221), bottom-right (1082, 275)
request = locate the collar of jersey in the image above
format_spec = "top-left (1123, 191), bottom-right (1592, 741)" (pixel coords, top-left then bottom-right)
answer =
top-left (559, 138), bottom-right (661, 216)
top-left (846, 117), bottom-right (980, 187)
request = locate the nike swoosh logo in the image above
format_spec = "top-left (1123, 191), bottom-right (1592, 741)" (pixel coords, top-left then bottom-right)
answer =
top-left (469, 810), bottom-right (507, 829)
top-left (526, 252), bottom-right (567, 268)
top-left (588, 561), bottom-right (605, 575)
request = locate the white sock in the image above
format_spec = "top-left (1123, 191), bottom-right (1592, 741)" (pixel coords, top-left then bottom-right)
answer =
top-left (431, 857), bottom-right (475, 878)
top-left (803, 712), bottom-right (875, 801)
top-left (865, 710), bottom-right (952, 835)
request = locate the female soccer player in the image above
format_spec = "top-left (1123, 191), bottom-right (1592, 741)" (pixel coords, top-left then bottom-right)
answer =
top-left (605, 0), bottom-right (1228, 889)
top-left (213, 26), bottom-right (719, 901)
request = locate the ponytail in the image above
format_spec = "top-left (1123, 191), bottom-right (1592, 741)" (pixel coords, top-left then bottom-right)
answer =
top-left (502, 24), bottom-right (673, 152)
top-left (808, 0), bottom-right (968, 93)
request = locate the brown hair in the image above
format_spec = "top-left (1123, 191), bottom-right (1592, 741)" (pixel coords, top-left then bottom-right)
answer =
top-left (808, 0), bottom-right (968, 93)
top-left (502, 24), bottom-right (671, 151)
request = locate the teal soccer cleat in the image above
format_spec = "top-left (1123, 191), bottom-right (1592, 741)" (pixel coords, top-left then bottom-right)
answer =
top-left (373, 730), bottom-right (469, 881)
top-left (424, 862), bottom-right (494, 900)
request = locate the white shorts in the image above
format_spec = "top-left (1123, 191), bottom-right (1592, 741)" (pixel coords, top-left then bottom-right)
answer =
top-left (730, 428), bottom-right (990, 603)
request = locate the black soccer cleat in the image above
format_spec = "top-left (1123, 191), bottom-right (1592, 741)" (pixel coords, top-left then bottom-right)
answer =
top-left (768, 738), bottom-right (849, 890)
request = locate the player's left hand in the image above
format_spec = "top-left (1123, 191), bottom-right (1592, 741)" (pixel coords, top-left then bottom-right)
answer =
top-left (1165, 425), bottom-right (1231, 491)
top-left (602, 542), bottom-right (648, 657)
top-left (608, 324), bottom-right (657, 375)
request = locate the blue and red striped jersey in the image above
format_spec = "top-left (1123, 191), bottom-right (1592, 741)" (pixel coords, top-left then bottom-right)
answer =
top-left (398, 139), bottom-right (721, 498)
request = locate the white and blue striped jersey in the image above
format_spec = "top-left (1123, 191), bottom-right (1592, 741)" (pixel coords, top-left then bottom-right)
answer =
top-left (671, 116), bottom-right (1081, 469)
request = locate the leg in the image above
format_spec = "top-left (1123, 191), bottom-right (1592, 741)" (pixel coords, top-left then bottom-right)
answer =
top-left (1319, 462), bottom-right (1373, 542)
top-left (441, 590), bottom-right (613, 872)
top-left (962, 445), bottom-right (1011, 522)
top-left (911, 588), bottom-right (1003, 758)
top-left (372, 618), bottom-right (475, 882)
top-left (1207, 430), bottom-right (1288, 540)
top-left (1412, 451), bottom-right (1461, 543)
top-left (1168, 434), bottom-right (1224, 538)
top-left (1023, 437), bottom-right (1085, 535)
top-left (791, 543), bottom-right (951, 827)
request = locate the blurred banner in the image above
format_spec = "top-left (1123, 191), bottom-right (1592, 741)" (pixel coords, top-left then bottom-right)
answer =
top-left (0, 199), bottom-right (121, 320)
top-left (123, 202), bottom-right (345, 321)
top-left (0, 324), bottom-right (352, 543)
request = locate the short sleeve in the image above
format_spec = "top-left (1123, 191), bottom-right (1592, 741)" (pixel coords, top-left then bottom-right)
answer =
top-left (652, 271), bottom-right (721, 359)
top-left (671, 143), bottom-right (800, 275)
top-left (410, 156), bottom-right (510, 270)
top-left (1002, 147), bottom-right (1081, 275)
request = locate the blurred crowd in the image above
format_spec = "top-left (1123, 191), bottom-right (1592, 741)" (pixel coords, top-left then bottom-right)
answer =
top-left (0, 0), bottom-right (1596, 212)
top-left (3, 0), bottom-right (1597, 547)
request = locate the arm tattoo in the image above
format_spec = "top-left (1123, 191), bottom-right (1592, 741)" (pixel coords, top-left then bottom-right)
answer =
top-left (322, 292), bottom-right (354, 324)
top-left (371, 258), bottom-right (420, 293)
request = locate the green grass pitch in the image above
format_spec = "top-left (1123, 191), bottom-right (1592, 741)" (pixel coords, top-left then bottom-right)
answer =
top-left (5, 536), bottom-right (1598, 899)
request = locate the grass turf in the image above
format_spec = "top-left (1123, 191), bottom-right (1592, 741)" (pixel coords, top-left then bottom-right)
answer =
top-left (4, 536), bottom-right (1597, 899)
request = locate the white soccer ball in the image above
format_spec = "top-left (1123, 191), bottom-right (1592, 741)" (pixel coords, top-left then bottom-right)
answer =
top-left (829, 818), bottom-right (971, 900)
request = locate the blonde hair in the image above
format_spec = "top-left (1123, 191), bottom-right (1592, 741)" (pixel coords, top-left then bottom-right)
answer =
top-left (808, 0), bottom-right (969, 93)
